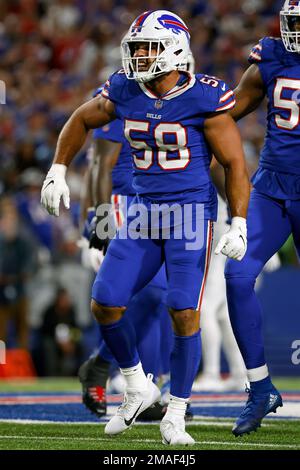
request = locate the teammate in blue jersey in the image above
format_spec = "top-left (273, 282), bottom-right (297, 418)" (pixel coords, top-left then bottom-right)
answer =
top-left (41, 10), bottom-right (250, 445)
top-left (96, 120), bottom-right (133, 196)
top-left (225, 0), bottom-right (300, 437)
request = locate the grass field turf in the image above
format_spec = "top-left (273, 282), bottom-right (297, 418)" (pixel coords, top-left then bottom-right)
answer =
top-left (0, 378), bottom-right (299, 450)
top-left (0, 420), bottom-right (299, 450)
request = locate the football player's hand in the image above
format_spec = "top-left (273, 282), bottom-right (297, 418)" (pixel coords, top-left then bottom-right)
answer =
top-left (77, 237), bottom-right (104, 273)
top-left (89, 213), bottom-right (110, 255)
top-left (41, 164), bottom-right (70, 217)
top-left (215, 216), bottom-right (247, 261)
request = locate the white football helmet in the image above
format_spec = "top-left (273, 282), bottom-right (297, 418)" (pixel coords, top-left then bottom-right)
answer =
top-left (121, 10), bottom-right (190, 83)
top-left (280, 0), bottom-right (300, 52)
top-left (179, 50), bottom-right (195, 73)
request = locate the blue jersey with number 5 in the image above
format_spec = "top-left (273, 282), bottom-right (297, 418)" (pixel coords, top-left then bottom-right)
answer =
top-left (249, 37), bottom-right (300, 199)
top-left (93, 119), bottom-right (134, 196)
top-left (102, 71), bottom-right (235, 219)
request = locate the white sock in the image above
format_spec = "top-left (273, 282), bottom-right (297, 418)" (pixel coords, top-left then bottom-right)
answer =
top-left (247, 364), bottom-right (269, 382)
top-left (165, 395), bottom-right (187, 420)
top-left (120, 362), bottom-right (148, 391)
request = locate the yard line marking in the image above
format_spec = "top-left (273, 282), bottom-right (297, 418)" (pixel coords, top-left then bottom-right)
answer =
top-left (196, 440), bottom-right (300, 449)
top-left (0, 435), bottom-right (300, 449)
top-left (0, 418), bottom-right (282, 427)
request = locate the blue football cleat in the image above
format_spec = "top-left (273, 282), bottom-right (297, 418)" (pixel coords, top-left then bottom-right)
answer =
top-left (232, 386), bottom-right (283, 437)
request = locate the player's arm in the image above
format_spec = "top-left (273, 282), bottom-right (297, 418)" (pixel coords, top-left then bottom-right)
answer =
top-left (230, 64), bottom-right (266, 121)
top-left (54, 97), bottom-right (115, 167)
top-left (204, 112), bottom-right (249, 218)
top-left (210, 156), bottom-right (226, 200)
top-left (204, 112), bottom-right (250, 260)
top-left (41, 96), bottom-right (116, 216)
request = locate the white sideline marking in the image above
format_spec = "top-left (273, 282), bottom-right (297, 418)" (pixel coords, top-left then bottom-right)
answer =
top-left (0, 435), bottom-right (300, 449)
top-left (0, 418), bottom-right (288, 427)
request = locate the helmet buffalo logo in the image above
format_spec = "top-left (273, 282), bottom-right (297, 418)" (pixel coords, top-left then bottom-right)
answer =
top-left (131, 11), bottom-right (152, 33)
top-left (157, 14), bottom-right (190, 39)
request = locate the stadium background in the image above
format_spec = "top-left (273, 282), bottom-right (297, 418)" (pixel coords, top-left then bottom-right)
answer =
top-left (0, 0), bottom-right (299, 380)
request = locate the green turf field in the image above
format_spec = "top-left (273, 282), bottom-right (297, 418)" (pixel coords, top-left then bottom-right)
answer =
top-left (0, 377), bottom-right (299, 450)
top-left (0, 420), bottom-right (299, 450)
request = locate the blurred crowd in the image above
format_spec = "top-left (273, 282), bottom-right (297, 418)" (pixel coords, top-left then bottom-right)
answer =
top-left (0, 0), bottom-right (284, 193)
top-left (0, 0), bottom-right (295, 374)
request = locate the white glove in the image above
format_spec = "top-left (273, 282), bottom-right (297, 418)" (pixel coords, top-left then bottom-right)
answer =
top-left (215, 216), bottom-right (247, 261)
top-left (41, 164), bottom-right (70, 217)
top-left (77, 237), bottom-right (104, 273)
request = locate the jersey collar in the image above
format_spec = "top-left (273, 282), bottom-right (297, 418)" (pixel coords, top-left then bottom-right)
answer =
top-left (138, 72), bottom-right (196, 100)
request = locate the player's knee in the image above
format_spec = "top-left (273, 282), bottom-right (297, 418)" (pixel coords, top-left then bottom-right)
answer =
top-left (91, 299), bottom-right (125, 325)
top-left (225, 257), bottom-right (259, 280)
top-left (169, 308), bottom-right (199, 336)
top-left (225, 256), bottom-right (258, 303)
top-left (226, 276), bottom-right (256, 303)
top-left (92, 277), bottom-right (126, 307)
top-left (167, 288), bottom-right (194, 311)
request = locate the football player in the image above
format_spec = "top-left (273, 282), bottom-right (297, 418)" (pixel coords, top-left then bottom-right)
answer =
top-left (79, 91), bottom-right (171, 420)
top-left (41, 10), bottom-right (250, 445)
top-left (225, 0), bottom-right (300, 437)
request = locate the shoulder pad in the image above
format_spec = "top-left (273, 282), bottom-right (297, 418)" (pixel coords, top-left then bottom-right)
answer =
top-left (248, 37), bottom-right (282, 64)
top-left (93, 84), bottom-right (105, 98)
top-left (195, 74), bottom-right (235, 113)
top-left (101, 70), bottom-right (127, 102)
